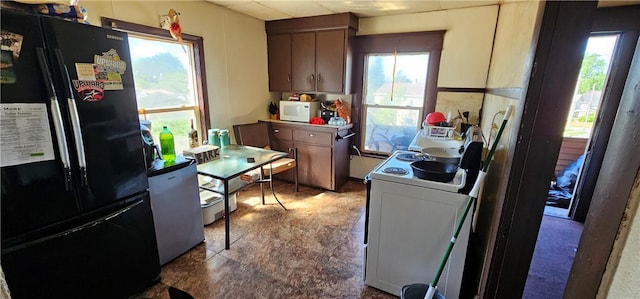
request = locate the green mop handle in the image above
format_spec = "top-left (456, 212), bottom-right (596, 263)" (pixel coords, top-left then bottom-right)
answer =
top-left (425, 105), bottom-right (513, 299)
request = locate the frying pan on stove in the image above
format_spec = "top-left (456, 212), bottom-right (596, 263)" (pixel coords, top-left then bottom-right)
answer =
top-left (410, 160), bottom-right (458, 182)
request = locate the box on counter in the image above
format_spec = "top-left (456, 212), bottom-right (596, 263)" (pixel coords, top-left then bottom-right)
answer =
top-left (183, 145), bottom-right (219, 164)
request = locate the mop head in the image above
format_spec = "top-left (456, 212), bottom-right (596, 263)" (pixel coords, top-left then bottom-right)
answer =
top-left (401, 284), bottom-right (445, 299)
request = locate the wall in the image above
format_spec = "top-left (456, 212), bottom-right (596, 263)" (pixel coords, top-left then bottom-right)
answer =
top-left (350, 5), bottom-right (499, 178)
top-left (601, 172), bottom-right (640, 298)
top-left (81, 0), bottom-right (271, 133)
top-left (474, 0), bottom-right (543, 296)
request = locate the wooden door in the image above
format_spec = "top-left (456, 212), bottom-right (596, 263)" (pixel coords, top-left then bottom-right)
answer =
top-left (316, 30), bottom-right (346, 93)
top-left (267, 34), bottom-right (291, 91)
top-left (291, 32), bottom-right (316, 92)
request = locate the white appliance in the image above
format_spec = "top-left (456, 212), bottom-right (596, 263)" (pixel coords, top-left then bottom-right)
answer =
top-left (279, 100), bottom-right (320, 122)
top-left (148, 159), bottom-right (205, 266)
top-left (364, 150), bottom-right (473, 298)
top-left (200, 189), bottom-right (237, 225)
top-left (198, 174), bottom-right (241, 225)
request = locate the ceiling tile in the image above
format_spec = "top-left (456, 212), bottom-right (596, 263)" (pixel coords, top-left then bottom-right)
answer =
top-left (440, 0), bottom-right (499, 10)
top-left (260, 1), bottom-right (336, 18)
top-left (224, 2), bottom-right (293, 20)
top-left (375, 0), bottom-right (442, 15)
top-left (315, 0), bottom-right (389, 17)
top-left (207, 0), bottom-right (253, 6)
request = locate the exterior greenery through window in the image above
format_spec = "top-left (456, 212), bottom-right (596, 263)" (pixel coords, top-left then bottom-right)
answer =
top-left (363, 53), bottom-right (428, 154)
top-left (353, 32), bottom-right (443, 156)
top-left (101, 17), bottom-right (209, 154)
top-left (564, 34), bottom-right (617, 138)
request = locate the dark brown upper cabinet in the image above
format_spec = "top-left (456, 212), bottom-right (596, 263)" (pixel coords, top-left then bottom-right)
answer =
top-left (266, 13), bottom-right (358, 94)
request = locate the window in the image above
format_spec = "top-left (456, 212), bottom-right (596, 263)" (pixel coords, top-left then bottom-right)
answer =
top-left (363, 53), bottom-right (429, 154)
top-left (101, 18), bottom-right (209, 154)
top-left (353, 32), bottom-right (443, 155)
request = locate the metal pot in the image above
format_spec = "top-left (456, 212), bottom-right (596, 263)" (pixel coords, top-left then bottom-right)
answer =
top-left (421, 147), bottom-right (462, 165)
top-left (410, 160), bottom-right (458, 182)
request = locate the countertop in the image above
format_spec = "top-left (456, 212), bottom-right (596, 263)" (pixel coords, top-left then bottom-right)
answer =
top-left (147, 155), bottom-right (195, 177)
top-left (262, 119), bottom-right (353, 130)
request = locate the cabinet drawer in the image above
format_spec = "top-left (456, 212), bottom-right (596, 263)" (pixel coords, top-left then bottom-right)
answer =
top-left (294, 130), bottom-right (332, 146)
top-left (271, 125), bottom-right (293, 141)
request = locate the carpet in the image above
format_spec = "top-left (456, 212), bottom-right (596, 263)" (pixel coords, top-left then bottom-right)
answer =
top-left (522, 214), bottom-right (583, 298)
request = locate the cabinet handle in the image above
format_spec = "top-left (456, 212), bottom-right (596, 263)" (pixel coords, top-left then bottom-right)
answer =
top-left (287, 74), bottom-right (290, 82)
top-left (309, 133), bottom-right (315, 137)
top-left (274, 129), bottom-right (280, 133)
top-left (317, 74), bottom-right (321, 82)
top-left (310, 74), bottom-right (314, 82)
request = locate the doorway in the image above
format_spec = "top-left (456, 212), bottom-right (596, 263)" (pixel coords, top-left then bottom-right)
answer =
top-left (524, 33), bottom-right (619, 299)
top-left (483, 3), bottom-right (640, 298)
top-left (544, 34), bottom-right (619, 219)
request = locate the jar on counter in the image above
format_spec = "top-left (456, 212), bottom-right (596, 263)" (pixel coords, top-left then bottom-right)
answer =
top-left (208, 129), bottom-right (220, 146)
top-left (219, 129), bottom-right (230, 147)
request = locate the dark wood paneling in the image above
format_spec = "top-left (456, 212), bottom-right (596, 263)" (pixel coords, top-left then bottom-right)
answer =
top-left (592, 5), bottom-right (640, 31)
top-left (437, 87), bottom-right (486, 93)
top-left (265, 12), bottom-right (358, 34)
top-left (483, 2), bottom-right (597, 298)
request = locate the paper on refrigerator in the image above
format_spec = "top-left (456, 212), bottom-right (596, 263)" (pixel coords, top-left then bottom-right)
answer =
top-left (1, 103), bottom-right (55, 167)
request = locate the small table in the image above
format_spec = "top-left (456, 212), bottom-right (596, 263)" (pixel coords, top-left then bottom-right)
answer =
top-left (196, 144), bottom-right (288, 249)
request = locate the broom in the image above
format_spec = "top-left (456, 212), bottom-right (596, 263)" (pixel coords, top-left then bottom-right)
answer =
top-left (403, 105), bottom-right (513, 299)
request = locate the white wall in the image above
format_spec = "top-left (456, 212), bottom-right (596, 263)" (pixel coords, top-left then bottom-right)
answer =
top-left (81, 0), bottom-right (271, 133)
top-left (350, 5), bottom-right (499, 179)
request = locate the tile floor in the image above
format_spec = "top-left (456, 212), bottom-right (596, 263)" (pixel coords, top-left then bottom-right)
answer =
top-left (135, 179), bottom-right (398, 299)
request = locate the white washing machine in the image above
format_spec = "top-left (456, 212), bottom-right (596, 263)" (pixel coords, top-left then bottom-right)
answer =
top-left (364, 150), bottom-right (473, 298)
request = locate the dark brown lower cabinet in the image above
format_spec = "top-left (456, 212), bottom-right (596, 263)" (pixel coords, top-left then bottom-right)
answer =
top-left (267, 120), bottom-right (353, 191)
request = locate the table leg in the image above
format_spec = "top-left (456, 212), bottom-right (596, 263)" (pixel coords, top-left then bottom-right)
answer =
top-left (224, 179), bottom-right (230, 250)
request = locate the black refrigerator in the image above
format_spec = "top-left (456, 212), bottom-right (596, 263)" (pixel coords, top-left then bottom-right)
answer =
top-left (1, 9), bottom-right (160, 299)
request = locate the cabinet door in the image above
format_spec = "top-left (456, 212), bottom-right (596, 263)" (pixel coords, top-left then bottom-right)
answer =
top-left (267, 34), bottom-right (291, 91)
top-left (297, 144), bottom-right (332, 190)
top-left (291, 32), bottom-right (316, 92)
top-left (316, 30), bottom-right (346, 93)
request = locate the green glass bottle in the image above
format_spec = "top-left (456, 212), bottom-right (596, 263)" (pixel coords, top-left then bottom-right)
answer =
top-left (159, 126), bottom-right (176, 162)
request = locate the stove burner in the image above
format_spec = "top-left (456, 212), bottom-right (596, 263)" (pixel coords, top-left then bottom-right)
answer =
top-left (382, 167), bottom-right (409, 175)
top-left (395, 153), bottom-right (424, 162)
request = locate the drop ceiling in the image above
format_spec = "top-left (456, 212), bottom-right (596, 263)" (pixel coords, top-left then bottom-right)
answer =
top-left (205, 0), bottom-right (501, 21)
top-left (206, 0), bottom-right (640, 21)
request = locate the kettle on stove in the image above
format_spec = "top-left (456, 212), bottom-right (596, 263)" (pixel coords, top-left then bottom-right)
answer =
top-left (140, 122), bottom-right (161, 169)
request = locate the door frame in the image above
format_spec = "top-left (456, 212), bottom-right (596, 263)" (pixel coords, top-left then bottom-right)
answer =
top-left (483, 3), bottom-right (640, 298)
top-left (569, 8), bottom-right (640, 222)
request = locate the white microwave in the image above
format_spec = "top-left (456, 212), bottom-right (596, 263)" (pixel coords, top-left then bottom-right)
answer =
top-left (279, 101), bottom-right (320, 122)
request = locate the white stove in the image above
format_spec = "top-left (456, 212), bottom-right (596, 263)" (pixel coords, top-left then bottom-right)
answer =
top-left (369, 150), bottom-right (466, 193)
top-left (364, 148), bottom-right (473, 298)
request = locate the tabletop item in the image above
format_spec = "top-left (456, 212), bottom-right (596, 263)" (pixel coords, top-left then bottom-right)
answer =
top-left (188, 119), bottom-right (198, 148)
top-left (159, 126), bottom-right (176, 163)
top-left (208, 128), bottom-right (220, 146)
top-left (219, 129), bottom-right (230, 146)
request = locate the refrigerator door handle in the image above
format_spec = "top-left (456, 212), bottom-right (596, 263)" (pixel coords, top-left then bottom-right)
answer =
top-left (54, 49), bottom-right (88, 186)
top-left (36, 48), bottom-right (73, 191)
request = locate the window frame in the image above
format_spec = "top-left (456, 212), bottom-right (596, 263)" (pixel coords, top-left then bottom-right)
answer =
top-left (352, 31), bottom-right (444, 157)
top-left (101, 17), bottom-right (210, 135)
